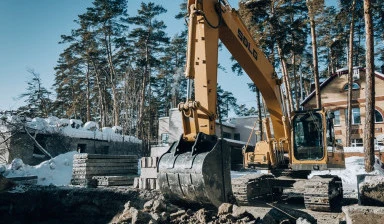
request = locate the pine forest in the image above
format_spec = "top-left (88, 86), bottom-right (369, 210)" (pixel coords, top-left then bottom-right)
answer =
top-left (14, 0), bottom-right (384, 154)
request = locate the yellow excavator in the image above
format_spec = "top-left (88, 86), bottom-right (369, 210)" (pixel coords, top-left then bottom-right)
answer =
top-left (158, 0), bottom-right (345, 211)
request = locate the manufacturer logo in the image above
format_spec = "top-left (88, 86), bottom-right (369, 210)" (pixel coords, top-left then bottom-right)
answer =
top-left (237, 29), bottom-right (258, 61)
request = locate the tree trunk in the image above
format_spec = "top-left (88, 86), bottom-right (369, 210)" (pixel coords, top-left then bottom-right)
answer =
top-left (105, 33), bottom-right (120, 126)
top-left (277, 46), bottom-right (293, 117)
top-left (255, 88), bottom-right (263, 141)
top-left (292, 53), bottom-right (299, 110)
top-left (90, 59), bottom-right (106, 128)
top-left (364, 0), bottom-right (375, 172)
top-left (86, 63), bottom-right (91, 122)
top-left (346, 0), bottom-right (356, 147)
top-left (307, 5), bottom-right (321, 109)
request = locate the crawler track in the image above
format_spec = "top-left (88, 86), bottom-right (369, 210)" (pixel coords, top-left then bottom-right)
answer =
top-left (304, 175), bottom-right (343, 212)
top-left (232, 173), bottom-right (343, 212)
top-left (231, 173), bottom-right (275, 205)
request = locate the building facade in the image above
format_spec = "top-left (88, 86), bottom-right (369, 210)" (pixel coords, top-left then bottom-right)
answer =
top-left (157, 108), bottom-right (259, 146)
top-left (0, 117), bottom-right (142, 165)
top-left (301, 67), bottom-right (384, 146)
top-left (155, 108), bottom-right (260, 170)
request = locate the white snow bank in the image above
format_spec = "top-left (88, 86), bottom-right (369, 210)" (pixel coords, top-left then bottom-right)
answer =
top-left (3, 151), bottom-right (77, 186)
top-left (310, 156), bottom-right (383, 193)
top-left (1, 115), bottom-right (141, 144)
top-left (344, 147), bottom-right (364, 153)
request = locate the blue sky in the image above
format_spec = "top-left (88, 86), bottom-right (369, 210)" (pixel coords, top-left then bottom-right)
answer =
top-left (0, 0), bottom-right (256, 113)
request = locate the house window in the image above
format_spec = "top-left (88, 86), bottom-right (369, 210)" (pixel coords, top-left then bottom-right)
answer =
top-left (345, 108), bottom-right (361, 125)
top-left (223, 132), bottom-right (231, 139)
top-left (161, 133), bottom-right (169, 144)
top-left (343, 83), bottom-right (360, 91)
top-left (234, 133), bottom-right (240, 140)
top-left (351, 139), bottom-right (363, 147)
top-left (375, 110), bottom-right (383, 123)
top-left (334, 110), bottom-right (340, 125)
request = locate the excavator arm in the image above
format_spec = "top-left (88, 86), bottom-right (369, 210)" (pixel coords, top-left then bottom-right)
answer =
top-left (158, 0), bottom-right (344, 208)
top-left (181, 0), bottom-right (286, 143)
top-left (158, 0), bottom-right (289, 207)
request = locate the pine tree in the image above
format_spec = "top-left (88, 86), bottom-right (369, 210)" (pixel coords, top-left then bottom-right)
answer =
top-left (18, 69), bottom-right (52, 118)
top-left (217, 85), bottom-right (238, 119)
top-left (306, 0), bottom-right (323, 109)
top-left (127, 2), bottom-right (169, 153)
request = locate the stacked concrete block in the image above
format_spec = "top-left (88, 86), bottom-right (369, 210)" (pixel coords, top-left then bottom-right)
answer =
top-left (92, 175), bottom-right (136, 186)
top-left (71, 153), bottom-right (138, 187)
top-left (134, 156), bottom-right (159, 190)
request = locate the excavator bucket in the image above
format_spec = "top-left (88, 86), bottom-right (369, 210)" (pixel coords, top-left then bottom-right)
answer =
top-left (157, 133), bottom-right (233, 207)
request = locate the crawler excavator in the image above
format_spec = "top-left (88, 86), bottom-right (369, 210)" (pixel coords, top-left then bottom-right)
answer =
top-left (158, 0), bottom-right (345, 212)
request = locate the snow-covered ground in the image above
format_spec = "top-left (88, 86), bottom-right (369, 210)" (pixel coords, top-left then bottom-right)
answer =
top-left (310, 156), bottom-right (384, 196)
top-left (231, 156), bottom-right (384, 197)
top-left (2, 151), bottom-right (78, 186)
top-left (1, 149), bottom-right (384, 199)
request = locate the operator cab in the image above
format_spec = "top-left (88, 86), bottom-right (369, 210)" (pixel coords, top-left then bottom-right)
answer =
top-left (292, 111), bottom-right (324, 160)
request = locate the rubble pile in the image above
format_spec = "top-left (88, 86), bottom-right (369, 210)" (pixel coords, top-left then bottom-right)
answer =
top-left (71, 153), bottom-right (138, 187)
top-left (358, 175), bottom-right (384, 206)
top-left (342, 206), bottom-right (384, 224)
top-left (112, 201), bottom-right (261, 224)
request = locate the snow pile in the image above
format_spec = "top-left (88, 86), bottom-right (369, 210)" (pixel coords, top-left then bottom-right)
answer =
top-left (3, 151), bottom-right (77, 186)
top-left (310, 156), bottom-right (383, 194)
top-left (344, 147), bottom-right (364, 153)
top-left (1, 114), bottom-right (141, 144)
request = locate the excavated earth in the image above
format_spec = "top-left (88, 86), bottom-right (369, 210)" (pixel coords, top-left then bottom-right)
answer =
top-left (0, 183), bottom-right (350, 224)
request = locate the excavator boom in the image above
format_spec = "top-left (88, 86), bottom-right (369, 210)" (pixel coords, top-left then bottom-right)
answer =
top-left (158, 0), bottom-right (345, 209)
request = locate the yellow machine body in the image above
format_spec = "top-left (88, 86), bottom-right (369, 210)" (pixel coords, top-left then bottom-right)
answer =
top-left (158, 0), bottom-right (345, 207)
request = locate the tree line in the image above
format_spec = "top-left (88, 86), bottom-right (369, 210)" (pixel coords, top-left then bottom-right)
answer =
top-left (16, 0), bottom-right (383, 159)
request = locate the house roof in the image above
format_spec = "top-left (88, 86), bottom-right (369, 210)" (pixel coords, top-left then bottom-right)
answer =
top-left (300, 67), bottom-right (384, 106)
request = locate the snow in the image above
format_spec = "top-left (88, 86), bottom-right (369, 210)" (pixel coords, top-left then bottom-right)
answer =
top-left (1, 114), bottom-right (141, 144)
top-left (1, 146), bottom-right (383, 198)
top-left (231, 156), bottom-right (384, 197)
top-left (344, 147), bottom-right (364, 153)
top-left (3, 151), bottom-right (78, 186)
top-left (310, 156), bottom-right (384, 195)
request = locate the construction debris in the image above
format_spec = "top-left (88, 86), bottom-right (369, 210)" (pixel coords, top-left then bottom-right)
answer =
top-left (342, 205), bottom-right (384, 224)
top-left (357, 174), bottom-right (384, 206)
top-left (71, 153), bottom-right (138, 187)
top-left (134, 157), bottom-right (159, 190)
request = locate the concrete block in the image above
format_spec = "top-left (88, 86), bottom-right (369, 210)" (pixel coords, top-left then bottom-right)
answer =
top-left (134, 177), bottom-right (158, 190)
top-left (343, 205), bottom-right (384, 224)
top-left (149, 179), bottom-right (155, 189)
top-left (133, 177), bottom-right (139, 188)
top-left (140, 167), bottom-right (157, 179)
top-left (140, 157), bottom-right (158, 168)
top-left (150, 146), bottom-right (170, 158)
